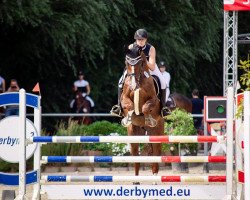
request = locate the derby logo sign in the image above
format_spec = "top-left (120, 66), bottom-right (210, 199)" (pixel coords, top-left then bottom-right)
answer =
top-left (0, 116), bottom-right (38, 163)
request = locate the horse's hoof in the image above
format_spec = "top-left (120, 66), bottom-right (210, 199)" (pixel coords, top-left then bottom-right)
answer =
top-left (161, 107), bottom-right (171, 118)
top-left (133, 182), bottom-right (140, 185)
top-left (147, 122), bottom-right (157, 128)
top-left (121, 117), bottom-right (131, 127)
top-left (145, 116), bottom-right (157, 127)
top-left (110, 105), bottom-right (123, 117)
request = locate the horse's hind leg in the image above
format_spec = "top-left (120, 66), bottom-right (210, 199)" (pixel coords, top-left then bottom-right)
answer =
top-left (130, 143), bottom-right (140, 176)
top-left (128, 125), bottom-right (146, 184)
top-left (151, 143), bottom-right (162, 175)
top-left (149, 120), bottom-right (164, 177)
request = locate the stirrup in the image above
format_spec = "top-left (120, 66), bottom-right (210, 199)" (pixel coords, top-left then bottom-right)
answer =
top-left (110, 105), bottom-right (123, 117)
top-left (161, 107), bottom-right (171, 118)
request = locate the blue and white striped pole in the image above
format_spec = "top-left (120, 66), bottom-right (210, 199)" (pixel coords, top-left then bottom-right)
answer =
top-left (41, 156), bottom-right (226, 164)
top-left (29, 135), bottom-right (226, 144)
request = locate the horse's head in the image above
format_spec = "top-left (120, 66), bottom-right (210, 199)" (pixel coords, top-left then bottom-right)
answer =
top-left (125, 46), bottom-right (149, 90)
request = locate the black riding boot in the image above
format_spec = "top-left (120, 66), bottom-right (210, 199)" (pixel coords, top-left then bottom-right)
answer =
top-left (110, 87), bottom-right (123, 117)
top-left (161, 89), bottom-right (170, 118)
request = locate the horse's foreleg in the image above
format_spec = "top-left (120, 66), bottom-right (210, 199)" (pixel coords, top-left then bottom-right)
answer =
top-left (121, 95), bottom-right (134, 112)
top-left (121, 97), bottom-right (134, 127)
top-left (142, 98), bottom-right (159, 127)
top-left (130, 143), bottom-right (140, 176)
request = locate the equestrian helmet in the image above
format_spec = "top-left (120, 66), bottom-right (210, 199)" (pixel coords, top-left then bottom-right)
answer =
top-left (134, 29), bottom-right (148, 40)
top-left (159, 61), bottom-right (166, 68)
top-left (78, 71), bottom-right (84, 76)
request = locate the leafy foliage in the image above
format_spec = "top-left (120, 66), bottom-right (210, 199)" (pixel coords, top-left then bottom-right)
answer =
top-left (0, 0), bottom-right (234, 121)
top-left (165, 108), bottom-right (197, 155)
top-left (43, 120), bottom-right (127, 156)
top-left (236, 56), bottom-right (250, 118)
top-left (239, 59), bottom-right (250, 91)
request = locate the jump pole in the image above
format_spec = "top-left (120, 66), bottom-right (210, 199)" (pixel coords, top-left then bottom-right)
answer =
top-left (41, 156), bottom-right (226, 164)
top-left (32, 93), bottom-right (42, 200)
top-left (29, 135), bottom-right (225, 144)
top-left (226, 87), bottom-right (234, 199)
top-left (14, 89), bottom-right (41, 200)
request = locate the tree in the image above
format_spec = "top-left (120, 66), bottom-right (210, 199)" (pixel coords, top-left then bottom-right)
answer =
top-left (0, 0), bottom-right (225, 120)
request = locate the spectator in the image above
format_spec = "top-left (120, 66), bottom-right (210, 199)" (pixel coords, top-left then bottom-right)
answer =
top-left (0, 75), bottom-right (6, 119)
top-left (70, 71), bottom-right (95, 111)
top-left (159, 61), bottom-right (171, 101)
top-left (191, 89), bottom-right (204, 130)
top-left (5, 79), bottom-right (20, 117)
top-left (0, 75), bottom-right (6, 93)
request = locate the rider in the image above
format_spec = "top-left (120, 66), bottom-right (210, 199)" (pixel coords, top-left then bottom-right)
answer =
top-left (159, 61), bottom-right (171, 102)
top-left (5, 79), bottom-right (20, 117)
top-left (110, 28), bottom-right (169, 117)
top-left (70, 71), bottom-right (95, 112)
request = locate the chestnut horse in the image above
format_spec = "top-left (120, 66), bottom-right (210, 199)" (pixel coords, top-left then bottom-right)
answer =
top-left (121, 46), bottom-right (192, 178)
top-left (71, 90), bottom-right (92, 125)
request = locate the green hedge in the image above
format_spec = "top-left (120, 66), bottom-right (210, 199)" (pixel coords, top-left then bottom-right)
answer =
top-left (164, 108), bottom-right (197, 155)
top-left (42, 120), bottom-right (129, 157)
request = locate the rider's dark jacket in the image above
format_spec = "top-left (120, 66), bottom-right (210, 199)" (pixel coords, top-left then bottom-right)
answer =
top-left (133, 43), bottom-right (152, 61)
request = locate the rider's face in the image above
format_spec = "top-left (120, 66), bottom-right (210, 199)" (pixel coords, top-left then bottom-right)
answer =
top-left (136, 38), bottom-right (147, 47)
top-left (79, 75), bottom-right (84, 80)
top-left (159, 67), bottom-right (166, 73)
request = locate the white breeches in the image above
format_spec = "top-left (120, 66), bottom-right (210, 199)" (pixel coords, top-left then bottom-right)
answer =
top-left (166, 88), bottom-right (170, 101)
top-left (70, 94), bottom-right (95, 108)
top-left (70, 100), bottom-right (75, 108)
top-left (85, 96), bottom-right (95, 107)
top-left (118, 65), bottom-right (166, 89)
top-left (149, 65), bottom-right (166, 89)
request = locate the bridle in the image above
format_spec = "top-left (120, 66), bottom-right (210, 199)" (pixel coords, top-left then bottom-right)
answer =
top-left (125, 55), bottom-right (143, 90)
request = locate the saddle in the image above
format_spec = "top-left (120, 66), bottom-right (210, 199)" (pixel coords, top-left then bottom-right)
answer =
top-left (166, 95), bottom-right (176, 108)
top-left (151, 75), bottom-right (176, 109)
top-left (151, 75), bottom-right (160, 98)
